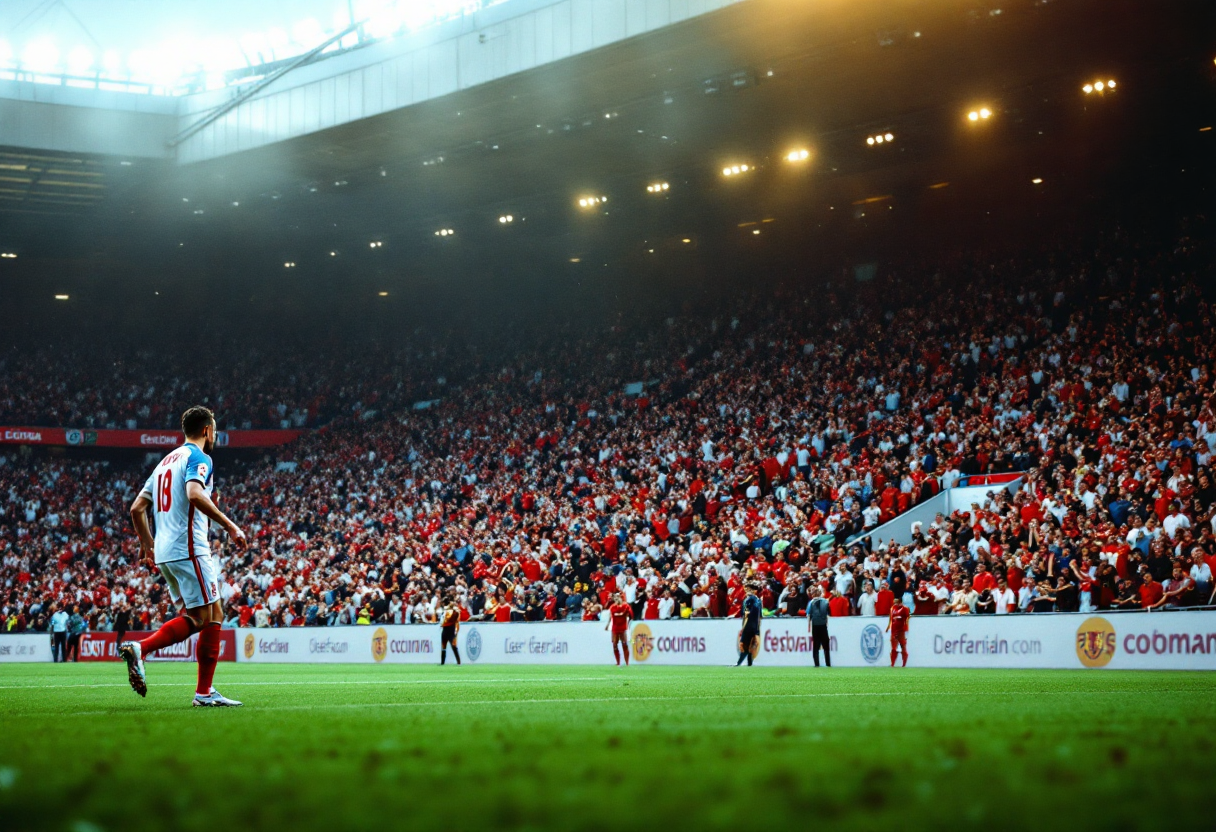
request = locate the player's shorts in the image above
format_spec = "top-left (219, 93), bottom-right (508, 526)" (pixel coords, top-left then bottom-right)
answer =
top-left (159, 555), bottom-right (219, 609)
top-left (441, 626), bottom-right (457, 646)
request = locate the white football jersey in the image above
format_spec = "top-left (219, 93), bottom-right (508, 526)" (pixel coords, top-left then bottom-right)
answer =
top-left (139, 442), bottom-right (214, 565)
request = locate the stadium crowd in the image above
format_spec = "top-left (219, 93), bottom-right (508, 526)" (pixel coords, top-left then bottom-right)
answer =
top-left (2, 220), bottom-right (1216, 636)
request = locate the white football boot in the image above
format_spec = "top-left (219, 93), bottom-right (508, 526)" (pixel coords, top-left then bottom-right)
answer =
top-left (192, 687), bottom-right (243, 707)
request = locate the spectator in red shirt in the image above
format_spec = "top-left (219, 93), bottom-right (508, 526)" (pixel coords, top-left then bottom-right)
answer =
top-left (1138, 572), bottom-right (1164, 609)
top-left (972, 561), bottom-right (997, 592)
top-left (827, 588), bottom-right (851, 617)
top-left (875, 580), bottom-right (894, 616)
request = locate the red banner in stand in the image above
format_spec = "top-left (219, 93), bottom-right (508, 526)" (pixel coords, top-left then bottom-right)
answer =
top-left (0, 427), bottom-right (302, 448)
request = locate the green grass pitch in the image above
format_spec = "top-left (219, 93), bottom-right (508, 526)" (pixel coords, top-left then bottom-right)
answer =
top-left (0, 662), bottom-right (1211, 832)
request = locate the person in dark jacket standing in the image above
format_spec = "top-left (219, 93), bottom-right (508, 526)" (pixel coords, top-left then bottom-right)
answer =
top-left (806, 588), bottom-right (832, 667)
top-left (735, 585), bottom-right (763, 667)
top-left (114, 602), bottom-right (131, 650)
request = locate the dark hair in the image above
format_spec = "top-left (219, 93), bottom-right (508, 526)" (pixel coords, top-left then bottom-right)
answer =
top-left (181, 405), bottom-right (215, 438)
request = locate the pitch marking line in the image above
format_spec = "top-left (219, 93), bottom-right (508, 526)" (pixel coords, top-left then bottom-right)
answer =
top-left (59, 689), bottom-right (1182, 717)
top-left (248, 689), bottom-right (1177, 712)
top-left (0, 675), bottom-right (631, 691)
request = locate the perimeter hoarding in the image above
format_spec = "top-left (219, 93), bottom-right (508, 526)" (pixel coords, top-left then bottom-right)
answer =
top-left (0, 631), bottom-right (237, 663)
top-left (0, 633), bottom-right (51, 662)
top-left (75, 631), bottom-right (236, 663)
top-left (234, 627), bottom-right (437, 663)
top-left (0, 427), bottom-right (302, 448)
top-left (9, 615), bottom-right (1213, 667)
top-left (224, 612), bottom-right (1216, 670)
top-left (732, 613), bottom-right (1216, 670)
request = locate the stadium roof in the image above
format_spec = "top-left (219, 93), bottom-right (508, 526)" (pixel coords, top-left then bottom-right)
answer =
top-left (0, 0), bottom-right (503, 94)
top-left (0, 0), bottom-right (1212, 310)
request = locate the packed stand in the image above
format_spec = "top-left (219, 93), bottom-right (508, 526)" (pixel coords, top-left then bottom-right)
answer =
top-left (3, 220), bottom-right (1216, 635)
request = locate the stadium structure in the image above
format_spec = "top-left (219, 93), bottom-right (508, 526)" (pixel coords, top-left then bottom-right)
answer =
top-left (1, 1), bottom-right (1215, 830)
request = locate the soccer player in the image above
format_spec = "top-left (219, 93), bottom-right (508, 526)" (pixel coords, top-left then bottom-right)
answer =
top-left (605, 592), bottom-right (632, 666)
top-left (886, 595), bottom-right (911, 667)
top-left (440, 596), bottom-right (461, 665)
top-left (119, 406), bottom-right (247, 706)
top-left (736, 583), bottom-right (762, 666)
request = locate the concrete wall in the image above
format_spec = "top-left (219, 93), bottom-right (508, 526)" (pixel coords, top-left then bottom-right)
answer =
top-left (0, 80), bottom-right (176, 159)
top-left (856, 478), bottom-right (1025, 550)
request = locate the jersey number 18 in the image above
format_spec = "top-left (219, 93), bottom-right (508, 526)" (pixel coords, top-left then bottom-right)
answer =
top-left (157, 470), bottom-right (173, 512)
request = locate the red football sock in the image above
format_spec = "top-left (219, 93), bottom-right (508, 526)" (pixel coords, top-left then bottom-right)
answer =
top-left (612, 643), bottom-right (620, 665)
top-left (902, 652), bottom-right (908, 667)
top-left (623, 646), bottom-right (629, 666)
top-left (195, 623), bottom-right (222, 695)
top-left (890, 650), bottom-right (897, 667)
top-left (138, 616), bottom-right (197, 657)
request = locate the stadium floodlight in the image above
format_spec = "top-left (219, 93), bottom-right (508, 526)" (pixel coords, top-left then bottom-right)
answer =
top-left (435, 228), bottom-right (454, 236)
top-left (369, 241), bottom-right (382, 248)
top-left (1083, 78), bottom-right (1117, 96)
top-left (54, 294), bottom-right (69, 300)
top-left (752, 229), bottom-right (761, 235)
top-left (646, 182), bottom-right (670, 193)
top-left (577, 196), bottom-right (606, 209)
top-left (22, 39), bottom-right (60, 73)
top-left (498, 215), bottom-right (514, 224)
top-left (1032, 178), bottom-right (1043, 184)
top-left (378, 291), bottom-right (389, 297)
top-left (66, 47), bottom-right (94, 75)
top-left (785, 149), bottom-right (810, 162)
top-left (364, 7), bottom-right (405, 40)
top-left (967, 107), bottom-right (993, 122)
top-left (266, 26), bottom-right (292, 59)
top-left (292, 18), bottom-right (326, 50)
top-left (100, 49), bottom-right (122, 77)
top-left (722, 164), bottom-right (751, 177)
top-left (283, 262), bottom-right (296, 268)
top-left (1, 252), bottom-right (17, 259)
top-left (884, 132), bottom-right (894, 141)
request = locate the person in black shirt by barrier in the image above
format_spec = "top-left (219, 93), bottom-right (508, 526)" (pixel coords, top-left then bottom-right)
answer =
top-left (736, 585), bottom-right (762, 667)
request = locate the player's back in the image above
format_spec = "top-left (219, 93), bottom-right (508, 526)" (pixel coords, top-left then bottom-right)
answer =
top-left (142, 442), bottom-right (214, 564)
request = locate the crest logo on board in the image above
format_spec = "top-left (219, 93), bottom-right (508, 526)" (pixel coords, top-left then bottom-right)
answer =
top-left (243, 633), bottom-right (255, 659)
top-left (631, 623), bottom-right (654, 662)
top-left (371, 627), bottom-right (388, 662)
top-left (465, 627), bottom-right (482, 662)
top-left (860, 624), bottom-right (884, 664)
top-left (1075, 617), bottom-right (1116, 667)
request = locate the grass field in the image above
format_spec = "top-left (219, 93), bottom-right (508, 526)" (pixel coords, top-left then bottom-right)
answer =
top-left (0, 663), bottom-right (1212, 832)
